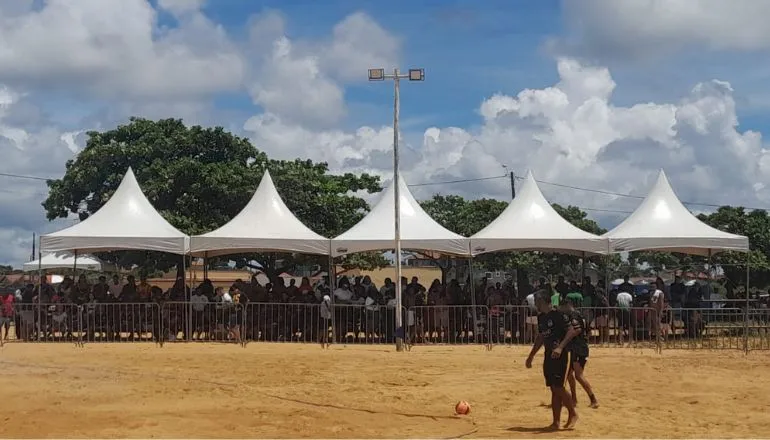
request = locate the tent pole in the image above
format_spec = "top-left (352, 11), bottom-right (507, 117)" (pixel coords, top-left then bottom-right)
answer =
top-left (467, 253), bottom-right (478, 343)
top-left (328, 242), bottom-right (336, 345)
top-left (182, 254), bottom-right (191, 342)
top-left (581, 251), bottom-right (586, 285)
top-left (73, 250), bottom-right (78, 273)
top-left (744, 251), bottom-right (750, 355)
top-left (37, 236), bottom-right (42, 342)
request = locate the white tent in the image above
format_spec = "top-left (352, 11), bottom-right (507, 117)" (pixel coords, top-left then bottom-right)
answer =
top-left (190, 170), bottom-right (329, 257)
top-left (41, 167), bottom-right (189, 255)
top-left (603, 170), bottom-right (749, 255)
top-left (22, 253), bottom-right (109, 272)
top-left (332, 175), bottom-right (469, 257)
top-left (471, 171), bottom-right (607, 255)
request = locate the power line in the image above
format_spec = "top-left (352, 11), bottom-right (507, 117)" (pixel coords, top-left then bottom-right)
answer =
top-left (0, 172), bottom-right (50, 181)
top-left (514, 175), bottom-right (770, 211)
top-left (407, 175), bottom-right (506, 187)
top-left (2, 168), bottom-right (767, 212)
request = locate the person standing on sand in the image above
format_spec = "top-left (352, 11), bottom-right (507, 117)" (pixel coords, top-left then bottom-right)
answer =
top-left (526, 291), bottom-right (579, 431)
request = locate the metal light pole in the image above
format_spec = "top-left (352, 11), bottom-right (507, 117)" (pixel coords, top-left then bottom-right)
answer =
top-left (368, 67), bottom-right (424, 352)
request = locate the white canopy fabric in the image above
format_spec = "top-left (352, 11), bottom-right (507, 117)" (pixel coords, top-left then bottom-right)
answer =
top-left (332, 175), bottom-right (469, 257)
top-left (190, 170), bottom-right (329, 257)
top-left (23, 253), bottom-right (109, 272)
top-left (471, 171), bottom-right (607, 255)
top-left (41, 168), bottom-right (189, 255)
top-left (603, 170), bottom-right (749, 255)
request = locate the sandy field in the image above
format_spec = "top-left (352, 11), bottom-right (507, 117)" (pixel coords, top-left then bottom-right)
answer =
top-left (0, 342), bottom-right (768, 439)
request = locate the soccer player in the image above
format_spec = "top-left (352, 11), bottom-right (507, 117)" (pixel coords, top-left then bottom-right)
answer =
top-left (526, 291), bottom-right (579, 430)
top-left (560, 298), bottom-right (599, 409)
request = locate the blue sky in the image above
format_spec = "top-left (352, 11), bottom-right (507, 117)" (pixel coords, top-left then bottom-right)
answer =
top-left (2, 0), bottom-right (770, 265)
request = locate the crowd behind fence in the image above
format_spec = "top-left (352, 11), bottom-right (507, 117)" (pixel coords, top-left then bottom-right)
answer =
top-left (3, 302), bottom-right (768, 351)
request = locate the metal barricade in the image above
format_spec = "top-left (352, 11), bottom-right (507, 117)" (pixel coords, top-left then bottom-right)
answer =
top-left (579, 306), bottom-right (659, 349)
top-left (18, 302), bottom-right (159, 343)
top-left (748, 308), bottom-right (770, 351)
top-left (328, 303), bottom-right (406, 344)
top-left (243, 302), bottom-right (321, 343)
top-left (405, 305), bottom-right (490, 345)
top-left (488, 305), bottom-right (539, 346)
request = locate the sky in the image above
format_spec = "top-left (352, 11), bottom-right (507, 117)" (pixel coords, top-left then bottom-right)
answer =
top-left (2, 0), bottom-right (770, 267)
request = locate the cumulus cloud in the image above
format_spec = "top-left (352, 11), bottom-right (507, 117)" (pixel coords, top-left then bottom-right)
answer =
top-left (0, 0), bottom-right (244, 99)
top-left (557, 0), bottom-right (770, 60)
top-left (245, 57), bottom-right (770, 222)
top-left (1, 1), bottom-right (768, 268)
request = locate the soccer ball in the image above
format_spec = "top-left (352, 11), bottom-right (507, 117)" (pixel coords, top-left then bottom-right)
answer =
top-left (455, 400), bottom-right (471, 415)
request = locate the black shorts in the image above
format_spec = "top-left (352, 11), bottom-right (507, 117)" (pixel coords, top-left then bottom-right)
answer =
top-left (543, 351), bottom-right (571, 388)
top-left (571, 354), bottom-right (587, 369)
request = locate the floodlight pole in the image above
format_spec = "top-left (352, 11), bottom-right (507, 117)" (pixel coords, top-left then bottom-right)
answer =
top-left (369, 67), bottom-right (424, 352)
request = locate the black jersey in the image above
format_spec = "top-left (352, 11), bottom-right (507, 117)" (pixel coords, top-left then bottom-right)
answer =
top-left (537, 310), bottom-right (571, 353)
top-left (567, 310), bottom-right (589, 357)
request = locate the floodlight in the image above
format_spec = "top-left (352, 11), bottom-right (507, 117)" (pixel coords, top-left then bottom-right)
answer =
top-left (408, 68), bottom-right (424, 81)
top-left (368, 68), bottom-right (385, 81)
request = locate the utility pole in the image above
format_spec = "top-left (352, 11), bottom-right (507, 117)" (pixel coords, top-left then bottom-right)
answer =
top-left (510, 171), bottom-right (516, 200)
top-left (31, 232), bottom-right (35, 262)
top-left (368, 67), bottom-right (425, 352)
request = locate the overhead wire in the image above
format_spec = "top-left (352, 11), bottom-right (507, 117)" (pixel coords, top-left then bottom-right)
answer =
top-left (1, 169), bottom-right (766, 213)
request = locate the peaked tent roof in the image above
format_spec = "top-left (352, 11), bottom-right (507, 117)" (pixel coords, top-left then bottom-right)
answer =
top-left (190, 170), bottom-right (329, 257)
top-left (470, 171), bottom-right (607, 255)
top-left (22, 253), bottom-right (111, 272)
top-left (41, 168), bottom-right (189, 255)
top-left (332, 175), bottom-right (469, 257)
top-left (603, 170), bottom-right (749, 255)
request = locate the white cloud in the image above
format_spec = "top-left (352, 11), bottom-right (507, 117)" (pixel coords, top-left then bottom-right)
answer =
top-left (0, 0), bottom-right (244, 99)
top-left (1, 2), bottom-right (769, 268)
top-left (559, 0), bottom-right (770, 59)
top-left (246, 56), bottom-right (770, 221)
top-left (158, 0), bottom-right (206, 16)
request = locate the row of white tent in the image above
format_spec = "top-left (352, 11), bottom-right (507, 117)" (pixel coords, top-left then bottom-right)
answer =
top-left (38, 167), bottom-right (749, 262)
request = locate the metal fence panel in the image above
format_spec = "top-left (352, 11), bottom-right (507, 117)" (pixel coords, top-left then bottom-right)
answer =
top-left (405, 305), bottom-right (490, 345)
top-left (3, 300), bottom-right (768, 351)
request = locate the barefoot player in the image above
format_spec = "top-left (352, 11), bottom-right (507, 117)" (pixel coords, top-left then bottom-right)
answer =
top-left (560, 298), bottom-right (599, 409)
top-left (525, 291), bottom-right (579, 430)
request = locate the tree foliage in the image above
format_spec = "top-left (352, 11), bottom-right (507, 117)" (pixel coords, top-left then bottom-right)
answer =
top-left (43, 118), bottom-right (387, 277)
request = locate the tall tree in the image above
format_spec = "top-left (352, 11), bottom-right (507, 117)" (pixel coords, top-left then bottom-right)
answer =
top-left (43, 118), bottom-right (386, 278)
top-left (696, 207), bottom-right (770, 292)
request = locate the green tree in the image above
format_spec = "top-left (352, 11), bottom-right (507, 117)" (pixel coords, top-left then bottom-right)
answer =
top-left (696, 207), bottom-right (770, 292)
top-left (43, 118), bottom-right (387, 279)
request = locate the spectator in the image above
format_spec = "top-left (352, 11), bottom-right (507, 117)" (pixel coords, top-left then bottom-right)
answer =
top-left (109, 275), bottom-right (123, 300)
top-left (670, 275), bottom-right (686, 308)
top-left (333, 279), bottom-right (353, 303)
top-left (555, 275), bottom-right (569, 299)
top-left (566, 280), bottom-right (584, 307)
top-left (616, 289), bottom-right (634, 345)
top-left (137, 275), bottom-right (152, 302)
top-left (619, 275), bottom-right (634, 295)
top-left (1, 290), bottom-right (14, 345)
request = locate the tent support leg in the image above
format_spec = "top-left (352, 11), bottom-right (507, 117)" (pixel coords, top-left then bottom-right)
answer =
top-left (467, 256), bottom-right (479, 344)
top-left (37, 237), bottom-right (42, 343)
top-left (744, 252), bottom-right (750, 355)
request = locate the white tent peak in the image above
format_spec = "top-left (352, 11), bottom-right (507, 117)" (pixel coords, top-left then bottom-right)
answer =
top-left (471, 170), bottom-right (606, 255)
top-left (603, 170), bottom-right (748, 255)
top-left (41, 167), bottom-right (188, 254)
top-left (190, 170), bottom-right (329, 256)
top-left (332, 174), bottom-right (469, 256)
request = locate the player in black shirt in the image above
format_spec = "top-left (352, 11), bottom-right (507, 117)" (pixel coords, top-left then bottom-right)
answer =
top-left (560, 298), bottom-right (599, 409)
top-left (526, 291), bottom-right (579, 430)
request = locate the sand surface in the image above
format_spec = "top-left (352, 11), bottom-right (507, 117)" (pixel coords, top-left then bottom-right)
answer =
top-left (0, 343), bottom-right (768, 438)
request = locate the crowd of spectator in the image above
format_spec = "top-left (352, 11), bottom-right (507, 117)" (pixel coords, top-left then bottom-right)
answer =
top-left (0, 270), bottom-right (762, 345)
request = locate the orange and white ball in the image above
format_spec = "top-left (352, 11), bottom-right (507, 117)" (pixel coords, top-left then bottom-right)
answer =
top-left (455, 400), bottom-right (471, 415)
